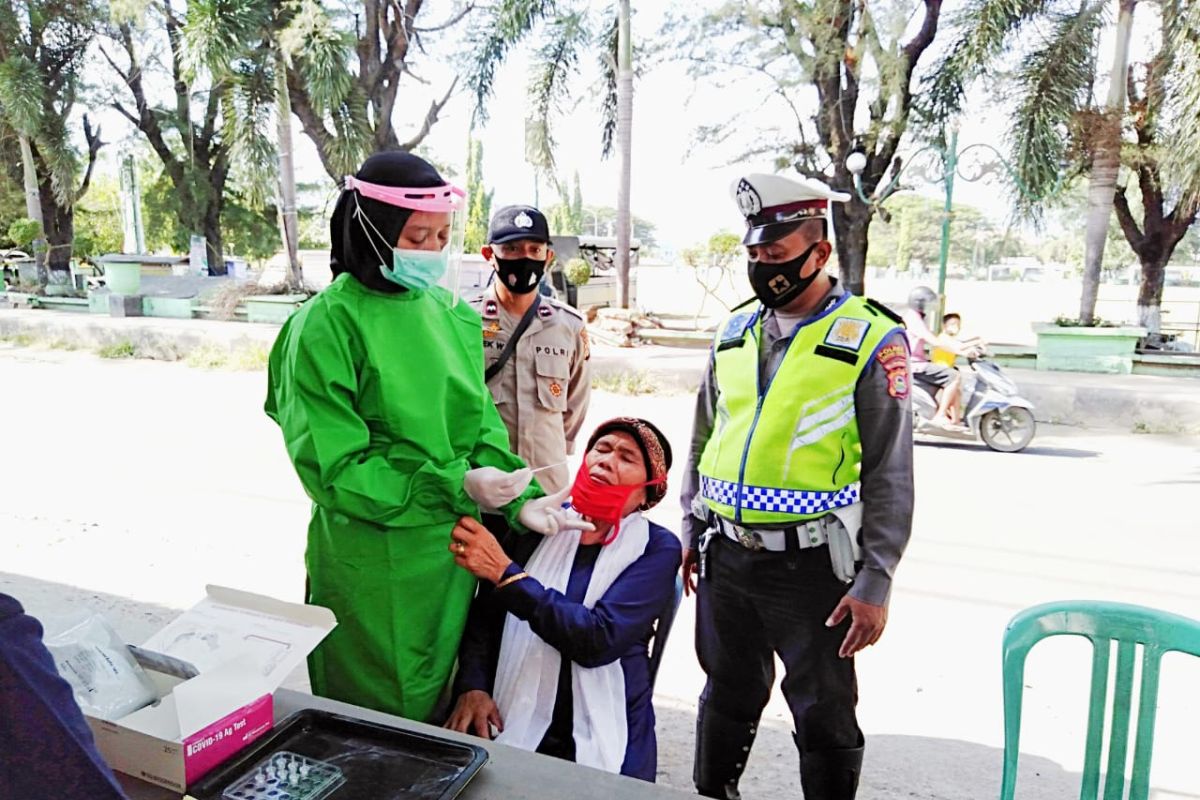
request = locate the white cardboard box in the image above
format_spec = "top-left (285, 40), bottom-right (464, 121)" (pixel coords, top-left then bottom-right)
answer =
top-left (85, 585), bottom-right (336, 792)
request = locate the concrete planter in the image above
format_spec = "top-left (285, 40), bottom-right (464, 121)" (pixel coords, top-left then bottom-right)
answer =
top-left (142, 296), bottom-right (197, 319)
top-left (1033, 323), bottom-right (1146, 374)
top-left (103, 260), bottom-right (143, 295)
top-left (245, 294), bottom-right (308, 324)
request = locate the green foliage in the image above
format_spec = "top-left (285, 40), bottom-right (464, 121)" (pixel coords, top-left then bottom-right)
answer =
top-left (0, 57), bottom-right (45, 136)
top-left (0, 0), bottom-right (97, 207)
top-left (547, 205), bottom-right (657, 249)
top-left (468, 0), bottom-right (559, 120)
top-left (1166, 2), bottom-right (1200, 209)
top-left (920, 0), bottom-right (1058, 125)
top-left (894, 210), bottom-right (914, 272)
top-left (73, 178), bottom-right (124, 262)
top-left (564, 257), bottom-right (591, 285)
top-left (865, 196), bottom-right (1029, 270)
top-left (1006, 3), bottom-right (1105, 218)
top-left (140, 162), bottom-right (278, 262)
top-left (222, 195), bottom-right (282, 262)
top-left (1053, 314), bottom-right (1115, 327)
top-left (7, 218), bottom-right (42, 249)
top-left (1038, 181), bottom-right (1133, 271)
top-left (547, 172), bottom-right (584, 235)
top-left (469, 3), bottom-right (621, 161)
top-left (464, 138), bottom-right (494, 252)
top-left (98, 341), bottom-right (137, 359)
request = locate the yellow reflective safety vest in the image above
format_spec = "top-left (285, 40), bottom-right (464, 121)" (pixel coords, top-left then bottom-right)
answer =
top-left (698, 294), bottom-right (900, 525)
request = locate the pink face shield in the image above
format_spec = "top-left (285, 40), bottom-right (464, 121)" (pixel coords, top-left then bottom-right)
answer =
top-left (343, 175), bottom-right (465, 212)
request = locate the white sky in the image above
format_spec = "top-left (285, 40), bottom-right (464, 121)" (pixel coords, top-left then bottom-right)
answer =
top-left (81, 0), bottom-right (1171, 255)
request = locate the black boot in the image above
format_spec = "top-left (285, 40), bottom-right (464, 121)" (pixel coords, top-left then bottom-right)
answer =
top-left (796, 734), bottom-right (864, 800)
top-left (694, 701), bottom-right (758, 800)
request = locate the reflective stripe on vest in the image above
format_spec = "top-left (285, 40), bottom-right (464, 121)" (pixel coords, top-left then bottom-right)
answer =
top-left (700, 476), bottom-right (861, 516)
top-left (698, 294), bottom-right (897, 525)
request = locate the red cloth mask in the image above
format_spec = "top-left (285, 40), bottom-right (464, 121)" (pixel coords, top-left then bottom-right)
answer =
top-left (569, 462), bottom-right (666, 545)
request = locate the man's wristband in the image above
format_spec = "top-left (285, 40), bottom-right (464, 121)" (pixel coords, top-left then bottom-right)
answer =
top-left (495, 571), bottom-right (529, 590)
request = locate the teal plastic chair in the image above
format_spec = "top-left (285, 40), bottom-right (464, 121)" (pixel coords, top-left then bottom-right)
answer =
top-left (1000, 601), bottom-right (1200, 800)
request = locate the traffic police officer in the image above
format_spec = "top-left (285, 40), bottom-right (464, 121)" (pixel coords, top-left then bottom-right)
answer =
top-left (680, 174), bottom-right (914, 800)
top-left (470, 205), bottom-right (591, 494)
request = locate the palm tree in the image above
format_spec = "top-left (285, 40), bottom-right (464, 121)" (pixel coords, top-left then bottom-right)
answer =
top-left (0, 54), bottom-right (47, 277)
top-left (284, 0), bottom-right (466, 183)
top-left (0, 1), bottom-right (103, 285)
top-left (181, 0), bottom-right (355, 289)
top-left (614, 0), bottom-right (632, 309)
top-left (925, 0), bottom-right (1199, 328)
top-left (468, 2), bottom-right (636, 307)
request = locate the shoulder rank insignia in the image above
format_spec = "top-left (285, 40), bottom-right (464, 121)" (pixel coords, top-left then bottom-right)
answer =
top-left (824, 317), bottom-right (870, 351)
top-left (538, 304), bottom-right (554, 319)
top-left (721, 310), bottom-right (756, 341)
top-left (482, 299), bottom-right (499, 319)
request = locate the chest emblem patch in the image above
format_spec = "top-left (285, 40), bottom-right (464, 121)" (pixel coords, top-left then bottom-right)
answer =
top-left (824, 317), bottom-right (870, 351)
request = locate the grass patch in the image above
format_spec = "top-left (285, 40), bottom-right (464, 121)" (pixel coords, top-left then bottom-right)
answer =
top-left (97, 341), bottom-right (137, 359)
top-left (231, 345), bottom-right (270, 371)
top-left (592, 370), bottom-right (659, 395)
top-left (185, 344), bottom-right (230, 369)
top-left (1, 333), bottom-right (36, 347)
top-left (48, 338), bottom-right (78, 351)
top-left (185, 343), bottom-right (270, 371)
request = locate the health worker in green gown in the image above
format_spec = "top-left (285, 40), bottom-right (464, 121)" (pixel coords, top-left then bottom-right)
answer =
top-left (265, 151), bottom-right (588, 723)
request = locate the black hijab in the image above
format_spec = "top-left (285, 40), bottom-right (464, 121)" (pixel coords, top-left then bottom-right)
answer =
top-left (330, 151), bottom-right (448, 294)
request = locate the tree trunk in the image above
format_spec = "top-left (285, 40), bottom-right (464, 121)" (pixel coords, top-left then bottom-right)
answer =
top-left (1079, 0), bottom-right (1137, 325)
top-left (1136, 253), bottom-right (1166, 331)
top-left (275, 48), bottom-right (302, 290)
top-left (39, 183), bottom-right (74, 285)
top-left (831, 192), bottom-right (871, 295)
top-left (18, 134), bottom-right (47, 282)
top-left (203, 198), bottom-right (225, 277)
top-left (614, 0), bottom-right (633, 309)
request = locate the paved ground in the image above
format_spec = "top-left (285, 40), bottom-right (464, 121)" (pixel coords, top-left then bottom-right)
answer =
top-left (1, 344), bottom-right (1198, 798)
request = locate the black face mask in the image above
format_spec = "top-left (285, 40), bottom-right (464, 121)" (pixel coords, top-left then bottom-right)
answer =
top-left (748, 242), bottom-right (821, 309)
top-left (495, 256), bottom-right (546, 295)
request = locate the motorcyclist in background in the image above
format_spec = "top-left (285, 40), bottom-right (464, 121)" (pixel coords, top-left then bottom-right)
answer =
top-left (900, 287), bottom-right (982, 428)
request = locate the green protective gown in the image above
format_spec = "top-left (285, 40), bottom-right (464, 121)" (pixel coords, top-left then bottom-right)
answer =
top-left (264, 273), bottom-right (540, 723)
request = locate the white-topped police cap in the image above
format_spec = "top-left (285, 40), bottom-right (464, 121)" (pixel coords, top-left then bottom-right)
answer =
top-left (731, 173), bottom-right (850, 245)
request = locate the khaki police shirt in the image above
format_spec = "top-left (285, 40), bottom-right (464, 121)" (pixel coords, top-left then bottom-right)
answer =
top-left (470, 285), bottom-right (591, 494)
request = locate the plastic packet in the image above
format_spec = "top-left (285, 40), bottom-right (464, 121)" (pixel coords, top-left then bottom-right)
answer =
top-left (43, 612), bottom-right (158, 721)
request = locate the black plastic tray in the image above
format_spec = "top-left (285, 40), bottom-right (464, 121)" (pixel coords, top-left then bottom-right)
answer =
top-left (186, 709), bottom-right (488, 800)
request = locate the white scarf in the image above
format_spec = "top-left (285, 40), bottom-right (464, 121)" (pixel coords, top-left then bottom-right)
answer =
top-left (491, 512), bottom-right (651, 773)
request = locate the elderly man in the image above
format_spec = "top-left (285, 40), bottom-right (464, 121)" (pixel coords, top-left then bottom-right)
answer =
top-left (445, 418), bottom-right (682, 782)
top-left (681, 174), bottom-right (914, 799)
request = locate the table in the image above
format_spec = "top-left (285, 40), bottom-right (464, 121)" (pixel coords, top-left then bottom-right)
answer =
top-left (118, 688), bottom-right (693, 800)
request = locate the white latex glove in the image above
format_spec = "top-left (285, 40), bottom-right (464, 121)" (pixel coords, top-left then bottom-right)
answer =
top-left (518, 486), bottom-right (596, 536)
top-left (463, 466), bottom-right (534, 511)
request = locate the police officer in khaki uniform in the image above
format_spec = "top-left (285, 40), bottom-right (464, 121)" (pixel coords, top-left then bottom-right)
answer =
top-left (470, 205), bottom-right (591, 494)
top-left (681, 175), bottom-right (913, 800)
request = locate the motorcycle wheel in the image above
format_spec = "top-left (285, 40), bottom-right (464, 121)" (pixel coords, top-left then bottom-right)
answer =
top-left (980, 407), bottom-right (1036, 452)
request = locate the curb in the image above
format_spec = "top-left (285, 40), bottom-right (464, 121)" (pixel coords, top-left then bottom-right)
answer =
top-left (4, 309), bottom-right (1196, 433)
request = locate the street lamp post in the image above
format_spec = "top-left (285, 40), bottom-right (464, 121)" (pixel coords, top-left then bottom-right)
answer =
top-left (845, 127), bottom-right (1053, 332)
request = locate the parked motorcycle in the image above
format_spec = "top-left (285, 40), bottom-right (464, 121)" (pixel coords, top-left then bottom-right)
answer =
top-left (912, 356), bottom-right (1037, 452)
